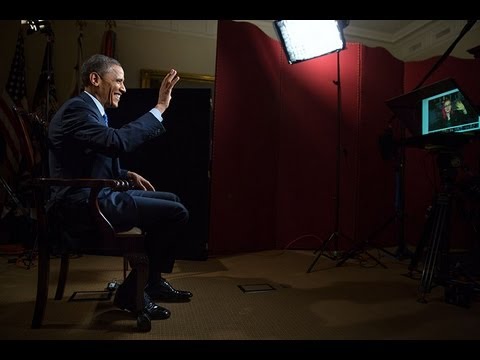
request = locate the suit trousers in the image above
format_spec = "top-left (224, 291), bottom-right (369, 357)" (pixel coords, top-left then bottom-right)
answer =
top-left (126, 190), bottom-right (189, 273)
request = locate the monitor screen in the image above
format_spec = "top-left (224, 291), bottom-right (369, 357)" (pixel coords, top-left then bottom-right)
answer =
top-left (387, 78), bottom-right (480, 138)
top-left (422, 87), bottom-right (480, 135)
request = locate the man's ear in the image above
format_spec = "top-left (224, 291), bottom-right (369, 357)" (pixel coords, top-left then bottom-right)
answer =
top-left (90, 72), bottom-right (101, 86)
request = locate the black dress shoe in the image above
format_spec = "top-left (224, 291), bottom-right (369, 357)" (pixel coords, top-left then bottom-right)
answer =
top-left (114, 291), bottom-right (171, 320)
top-left (145, 278), bottom-right (193, 302)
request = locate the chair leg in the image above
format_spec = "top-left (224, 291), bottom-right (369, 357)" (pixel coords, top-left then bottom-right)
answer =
top-left (55, 253), bottom-right (70, 300)
top-left (32, 241), bottom-right (50, 329)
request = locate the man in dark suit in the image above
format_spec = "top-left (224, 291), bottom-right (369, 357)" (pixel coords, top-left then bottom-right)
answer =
top-left (48, 54), bottom-right (192, 320)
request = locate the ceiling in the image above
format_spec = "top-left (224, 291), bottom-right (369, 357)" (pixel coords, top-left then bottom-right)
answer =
top-left (350, 20), bottom-right (418, 33)
top-left (345, 20), bottom-right (433, 43)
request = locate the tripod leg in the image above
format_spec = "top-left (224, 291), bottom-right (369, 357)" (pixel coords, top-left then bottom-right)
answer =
top-left (307, 232), bottom-right (337, 273)
top-left (338, 213), bottom-right (398, 267)
top-left (364, 251), bottom-right (388, 268)
top-left (408, 205), bottom-right (433, 275)
top-left (418, 193), bottom-right (451, 303)
top-left (336, 242), bottom-right (388, 268)
top-left (312, 231), bottom-right (336, 255)
top-left (336, 241), bottom-right (363, 267)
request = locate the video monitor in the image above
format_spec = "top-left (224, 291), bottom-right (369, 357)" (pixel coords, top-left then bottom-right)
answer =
top-left (422, 87), bottom-right (479, 135)
top-left (387, 78), bottom-right (480, 138)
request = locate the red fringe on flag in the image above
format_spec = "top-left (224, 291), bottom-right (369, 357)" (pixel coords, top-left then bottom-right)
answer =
top-left (101, 24), bottom-right (117, 59)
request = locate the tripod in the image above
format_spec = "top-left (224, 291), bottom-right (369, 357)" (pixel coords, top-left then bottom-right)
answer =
top-left (407, 147), bottom-right (460, 303)
top-left (307, 51), bottom-right (350, 273)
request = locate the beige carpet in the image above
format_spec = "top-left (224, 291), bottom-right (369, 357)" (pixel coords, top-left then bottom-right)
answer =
top-left (0, 249), bottom-right (479, 342)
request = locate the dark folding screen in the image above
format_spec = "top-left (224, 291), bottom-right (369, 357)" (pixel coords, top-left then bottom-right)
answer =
top-left (107, 88), bottom-right (212, 260)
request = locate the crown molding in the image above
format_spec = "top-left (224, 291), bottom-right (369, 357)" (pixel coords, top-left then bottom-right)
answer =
top-left (93, 20), bottom-right (218, 38)
top-left (344, 20), bottom-right (434, 44)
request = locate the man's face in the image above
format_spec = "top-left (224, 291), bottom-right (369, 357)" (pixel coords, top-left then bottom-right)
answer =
top-left (444, 101), bottom-right (452, 113)
top-left (97, 65), bottom-right (126, 108)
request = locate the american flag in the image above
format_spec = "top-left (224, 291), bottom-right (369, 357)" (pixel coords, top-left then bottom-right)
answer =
top-left (101, 20), bottom-right (117, 59)
top-left (70, 26), bottom-right (85, 97)
top-left (0, 30), bottom-right (29, 180)
top-left (32, 34), bottom-right (58, 125)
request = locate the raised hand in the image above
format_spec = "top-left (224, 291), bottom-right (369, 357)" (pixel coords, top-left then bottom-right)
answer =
top-left (156, 69), bottom-right (180, 114)
top-left (455, 100), bottom-right (467, 114)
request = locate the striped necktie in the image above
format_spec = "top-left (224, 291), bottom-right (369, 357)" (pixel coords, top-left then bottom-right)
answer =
top-left (103, 113), bottom-right (109, 127)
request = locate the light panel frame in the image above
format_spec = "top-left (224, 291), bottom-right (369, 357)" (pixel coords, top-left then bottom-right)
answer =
top-left (274, 20), bottom-right (347, 64)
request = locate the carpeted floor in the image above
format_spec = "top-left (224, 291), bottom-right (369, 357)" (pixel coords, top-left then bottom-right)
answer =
top-left (0, 248), bottom-right (479, 345)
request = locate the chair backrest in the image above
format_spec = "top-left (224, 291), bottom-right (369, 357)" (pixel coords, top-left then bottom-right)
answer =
top-left (13, 106), bottom-right (126, 254)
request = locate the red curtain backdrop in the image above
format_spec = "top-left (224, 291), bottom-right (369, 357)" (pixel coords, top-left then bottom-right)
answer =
top-left (210, 21), bottom-right (281, 255)
top-left (211, 20), bottom-right (480, 256)
top-left (352, 45), bottom-right (404, 249)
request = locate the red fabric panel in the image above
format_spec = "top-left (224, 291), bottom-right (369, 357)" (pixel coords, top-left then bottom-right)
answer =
top-left (404, 57), bottom-right (480, 99)
top-left (355, 46), bottom-right (405, 248)
top-left (212, 21), bottom-right (408, 256)
top-left (210, 21), bottom-right (281, 255)
top-left (404, 57), bottom-right (480, 249)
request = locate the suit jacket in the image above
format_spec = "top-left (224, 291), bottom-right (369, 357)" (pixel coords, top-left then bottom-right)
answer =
top-left (48, 92), bottom-right (165, 230)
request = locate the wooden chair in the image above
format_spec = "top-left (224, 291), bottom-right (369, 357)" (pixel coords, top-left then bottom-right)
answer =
top-left (13, 106), bottom-right (151, 332)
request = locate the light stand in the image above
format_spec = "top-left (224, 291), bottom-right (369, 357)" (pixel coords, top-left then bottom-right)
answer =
top-left (273, 20), bottom-right (348, 272)
top-left (307, 50), bottom-right (349, 272)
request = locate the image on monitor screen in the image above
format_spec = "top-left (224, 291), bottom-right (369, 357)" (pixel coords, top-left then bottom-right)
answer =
top-left (422, 87), bottom-right (480, 135)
